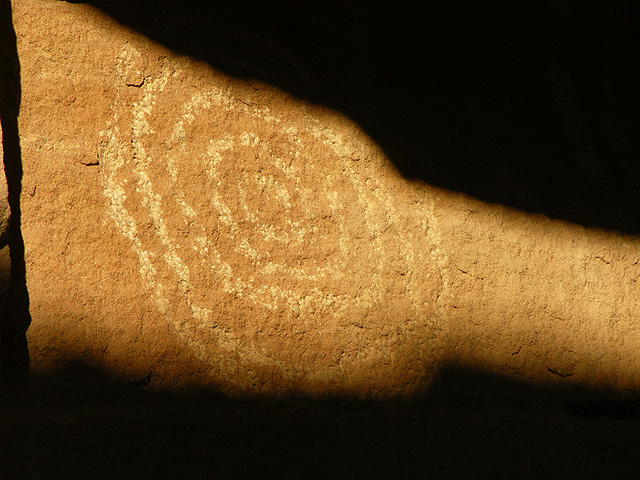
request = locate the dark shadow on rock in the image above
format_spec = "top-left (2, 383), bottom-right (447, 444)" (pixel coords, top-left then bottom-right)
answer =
top-left (2, 359), bottom-right (639, 479)
top-left (1, 0), bottom-right (31, 387)
top-left (86, 1), bottom-right (640, 235)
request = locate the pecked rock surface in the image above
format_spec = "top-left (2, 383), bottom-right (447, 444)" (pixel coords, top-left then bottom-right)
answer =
top-left (14, 0), bottom-right (446, 397)
top-left (8, 0), bottom-right (640, 399)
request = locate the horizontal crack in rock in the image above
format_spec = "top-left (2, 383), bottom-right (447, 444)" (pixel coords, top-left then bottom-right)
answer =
top-left (547, 367), bottom-right (574, 378)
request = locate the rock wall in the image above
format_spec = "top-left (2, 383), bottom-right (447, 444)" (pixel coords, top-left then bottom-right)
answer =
top-left (7, 0), bottom-right (640, 399)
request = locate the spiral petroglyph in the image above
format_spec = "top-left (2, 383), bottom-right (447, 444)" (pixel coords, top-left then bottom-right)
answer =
top-left (98, 44), bottom-right (448, 395)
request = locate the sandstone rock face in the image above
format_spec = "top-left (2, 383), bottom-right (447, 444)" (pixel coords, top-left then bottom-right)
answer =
top-left (11, 0), bottom-right (640, 399)
top-left (95, 45), bottom-right (446, 396)
top-left (15, 0), bottom-right (446, 397)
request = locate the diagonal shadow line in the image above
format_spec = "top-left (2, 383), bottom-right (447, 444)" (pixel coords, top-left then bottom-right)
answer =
top-left (87, 1), bottom-right (640, 235)
top-left (1, 0), bottom-right (31, 385)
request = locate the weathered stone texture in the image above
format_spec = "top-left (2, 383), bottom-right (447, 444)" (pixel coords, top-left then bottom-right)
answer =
top-left (10, 0), bottom-right (640, 399)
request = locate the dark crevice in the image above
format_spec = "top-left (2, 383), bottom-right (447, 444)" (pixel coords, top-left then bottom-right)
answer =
top-left (1, 0), bottom-right (31, 386)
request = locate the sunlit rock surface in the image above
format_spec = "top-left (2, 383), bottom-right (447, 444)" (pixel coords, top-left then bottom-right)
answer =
top-left (10, 0), bottom-right (640, 398)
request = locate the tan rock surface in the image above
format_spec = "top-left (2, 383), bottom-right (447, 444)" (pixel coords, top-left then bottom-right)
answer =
top-left (15, 0), bottom-right (445, 397)
top-left (9, 0), bottom-right (640, 401)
